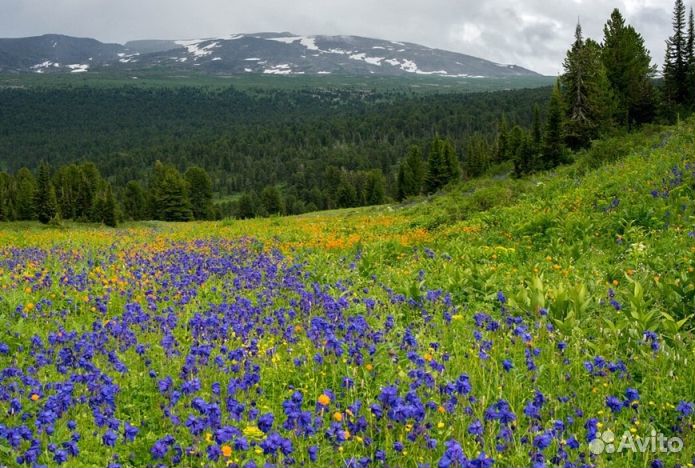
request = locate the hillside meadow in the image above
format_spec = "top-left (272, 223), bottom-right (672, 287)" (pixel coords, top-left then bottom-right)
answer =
top-left (0, 119), bottom-right (694, 467)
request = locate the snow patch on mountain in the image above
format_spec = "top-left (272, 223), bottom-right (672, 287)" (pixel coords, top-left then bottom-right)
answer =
top-left (349, 53), bottom-right (384, 66)
top-left (67, 64), bottom-right (89, 73)
top-left (263, 64), bottom-right (293, 75)
top-left (175, 39), bottom-right (220, 58)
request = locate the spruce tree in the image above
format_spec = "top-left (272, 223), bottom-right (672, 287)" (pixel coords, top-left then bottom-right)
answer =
top-left (365, 170), bottom-right (385, 205)
top-left (261, 185), bottom-right (283, 215)
top-left (185, 166), bottom-right (213, 220)
top-left (76, 162), bottom-right (101, 221)
top-left (336, 177), bottom-right (357, 208)
top-left (0, 172), bottom-right (12, 221)
top-left (463, 134), bottom-right (491, 178)
top-left (101, 184), bottom-right (118, 227)
top-left (397, 145), bottom-right (425, 200)
top-left (561, 24), bottom-right (615, 149)
top-left (601, 8), bottom-right (656, 125)
top-left (34, 163), bottom-right (58, 224)
top-left (688, 7), bottom-right (695, 105)
top-left (237, 192), bottom-right (257, 219)
top-left (14, 167), bottom-right (37, 221)
top-left (53, 164), bottom-right (81, 220)
top-left (511, 126), bottom-right (537, 177)
top-left (532, 104), bottom-right (543, 150)
top-left (542, 81), bottom-right (566, 170)
top-left (149, 161), bottom-right (193, 222)
top-left (425, 136), bottom-right (460, 193)
top-left (495, 114), bottom-right (510, 162)
top-left (124, 181), bottom-right (147, 220)
top-left (0, 177), bottom-right (6, 222)
top-left (664, 0), bottom-right (689, 105)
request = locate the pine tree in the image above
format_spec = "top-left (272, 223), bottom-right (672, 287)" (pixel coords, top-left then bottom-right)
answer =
top-left (561, 23), bottom-right (615, 149)
top-left (261, 185), bottom-right (283, 215)
top-left (101, 184), bottom-right (118, 227)
top-left (0, 176), bottom-right (7, 222)
top-left (336, 177), bottom-right (357, 208)
top-left (510, 126), bottom-right (537, 177)
top-left (601, 8), bottom-right (656, 125)
top-left (365, 170), bottom-right (385, 205)
top-left (237, 192), bottom-right (257, 219)
top-left (76, 162), bottom-right (102, 221)
top-left (463, 134), bottom-right (491, 178)
top-left (123, 181), bottom-right (147, 220)
top-left (542, 81), bottom-right (566, 170)
top-left (52, 164), bottom-right (79, 219)
top-left (34, 163), bottom-right (58, 224)
top-left (185, 166), bottom-right (213, 220)
top-left (397, 145), bottom-right (425, 200)
top-left (149, 161), bottom-right (193, 222)
top-left (425, 136), bottom-right (460, 193)
top-left (495, 114), bottom-right (510, 162)
top-left (532, 104), bottom-right (543, 150)
top-left (688, 7), bottom-right (695, 105)
top-left (664, 0), bottom-right (689, 106)
top-left (0, 172), bottom-right (13, 221)
top-left (14, 167), bottom-right (37, 221)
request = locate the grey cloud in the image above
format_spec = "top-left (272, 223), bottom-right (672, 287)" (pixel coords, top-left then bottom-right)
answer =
top-left (0, 0), bottom-right (682, 74)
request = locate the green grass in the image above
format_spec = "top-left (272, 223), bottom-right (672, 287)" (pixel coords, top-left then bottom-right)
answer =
top-left (0, 119), bottom-right (694, 467)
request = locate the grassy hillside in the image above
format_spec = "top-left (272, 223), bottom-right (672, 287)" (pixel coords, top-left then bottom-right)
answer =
top-left (0, 120), bottom-right (693, 467)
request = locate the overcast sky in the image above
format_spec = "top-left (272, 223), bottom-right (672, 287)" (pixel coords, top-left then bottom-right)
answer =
top-left (0, 0), bottom-right (680, 75)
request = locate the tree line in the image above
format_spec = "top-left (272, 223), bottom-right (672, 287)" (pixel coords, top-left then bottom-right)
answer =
top-left (0, 84), bottom-right (550, 221)
top-left (395, 2), bottom-right (695, 199)
top-left (1, 2), bottom-right (694, 223)
top-left (0, 161), bottom-right (218, 225)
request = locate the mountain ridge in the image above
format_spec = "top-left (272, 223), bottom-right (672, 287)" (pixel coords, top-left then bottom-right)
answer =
top-left (0, 32), bottom-right (543, 78)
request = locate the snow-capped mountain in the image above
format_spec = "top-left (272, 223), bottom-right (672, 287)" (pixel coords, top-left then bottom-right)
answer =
top-left (0, 33), bottom-right (541, 77)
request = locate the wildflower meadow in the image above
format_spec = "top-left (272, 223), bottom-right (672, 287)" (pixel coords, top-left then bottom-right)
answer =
top-left (1, 121), bottom-right (695, 467)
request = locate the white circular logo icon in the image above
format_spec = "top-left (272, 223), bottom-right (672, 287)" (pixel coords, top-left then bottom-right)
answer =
top-left (589, 430), bottom-right (615, 455)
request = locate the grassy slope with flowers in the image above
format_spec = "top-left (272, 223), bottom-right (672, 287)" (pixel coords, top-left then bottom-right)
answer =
top-left (0, 119), bottom-right (694, 468)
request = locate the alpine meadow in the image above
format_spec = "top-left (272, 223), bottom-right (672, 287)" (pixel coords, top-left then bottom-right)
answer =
top-left (1, 2), bottom-right (695, 468)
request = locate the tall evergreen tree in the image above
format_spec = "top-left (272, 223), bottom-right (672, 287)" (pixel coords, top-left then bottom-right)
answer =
top-left (92, 183), bottom-right (118, 227)
top-left (511, 126), bottom-right (537, 177)
top-left (664, 0), bottom-right (689, 106)
top-left (149, 161), bottom-right (193, 221)
top-left (336, 177), bottom-right (358, 208)
top-left (34, 163), bottom-right (58, 224)
top-left (53, 164), bottom-right (75, 219)
top-left (14, 167), bottom-right (36, 221)
top-left (601, 8), bottom-right (656, 125)
top-left (237, 191), bottom-right (257, 219)
top-left (185, 166), bottom-right (213, 220)
top-left (102, 184), bottom-right (118, 227)
top-left (561, 23), bottom-right (615, 149)
top-left (495, 114), bottom-right (510, 162)
top-left (0, 173), bottom-right (7, 221)
top-left (76, 162), bottom-right (101, 221)
top-left (463, 134), bottom-right (492, 178)
top-left (397, 145), bottom-right (425, 200)
top-left (688, 7), bottom-right (695, 104)
top-left (123, 180), bottom-right (147, 220)
top-left (425, 136), bottom-right (460, 193)
top-left (532, 104), bottom-right (543, 149)
top-left (365, 170), bottom-right (386, 205)
top-left (0, 171), bottom-right (15, 221)
top-left (542, 81), bottom-right (566, 170)
top-left (261, 185), bottom-right (283, 215)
